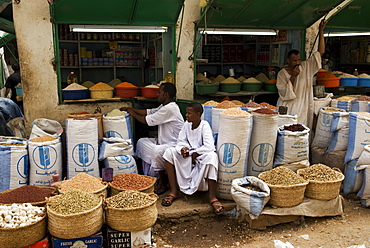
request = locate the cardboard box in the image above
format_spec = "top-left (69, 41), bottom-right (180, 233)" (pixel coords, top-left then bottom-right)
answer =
top-left (52, 232), bottom-right (103, 248)
top-left (22, 236), bottom-right (49, 248)
top-left (106, 227), bottom-right (152, 248)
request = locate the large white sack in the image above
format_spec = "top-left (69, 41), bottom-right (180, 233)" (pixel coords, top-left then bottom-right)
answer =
top-left (355, 145), bottom-right (370, 207)
top-left (351, 101), bottom-right (369, 112)
top-left (278, 114), bottom-right (298, 127)
top-left (103, 114), bottom-right (133, 140)
top-left (247, 113), bottom-right (278, 176)
top-left (211, 108), bottom-right (226, 141)
top-left (28, 138), bottom-right (63, 186)
top-left (104, 155), bottom-right (138, 176)
top-left (314, 93), bottom-right (333, 115)
top-left (274, 124), bottom-right (310, 167)
top-left (231, 176), bottom-right (270, 219)
top-left (217, 111), bottom-right (252, 200)
top-left (311, 107), bottom-right (345, 148)
top-left (98, 137), bottom-right (133, 161)
top-left (331, 99), bottom-right (351, 112)
top-left (66, 118), bottom-right (99, 179)
top-left (327, 112), bottom-right (349, 152)
top-left (345, 112), bottom-right (370, 163)
top-left (343, 158), bottom-right (363, 196)
top-left (202, 105), bottom-right (213, 127)
top-left (0, 141), bottom-right (28, 191)
top-left (29, 118), bottom-right (63, 139)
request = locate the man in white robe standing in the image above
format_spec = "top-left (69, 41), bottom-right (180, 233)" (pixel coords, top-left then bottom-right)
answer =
top-left (161, 102), bottom-right (224, 215)
top-left (120, 83), bottom-right (184, 195)
top-left (276, 20), bottom-right (326, 130)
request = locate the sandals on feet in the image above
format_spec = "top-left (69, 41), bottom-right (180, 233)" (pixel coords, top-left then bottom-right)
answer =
top-left (161, 193), bottom-right (178, 207)
top-left (210, 199), bottom-right (225, 215)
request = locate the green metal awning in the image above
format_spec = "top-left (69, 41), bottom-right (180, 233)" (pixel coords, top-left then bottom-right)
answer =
top-left (198, 0), bottom-right (344, 30)
top-left (0, 32), bottom-right (15, 48)
top-left (51, 0), bottom-right (184, 26)
top-left (326, 0), bottom-right (370, 31)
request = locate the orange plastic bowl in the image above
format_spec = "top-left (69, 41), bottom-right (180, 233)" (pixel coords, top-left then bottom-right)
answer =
top-left (114, 86), bottom-right (138, 97)
top-left (140, 87), bottom-right (159, 98)
top-left (318, 78), bottom-right (340, 88)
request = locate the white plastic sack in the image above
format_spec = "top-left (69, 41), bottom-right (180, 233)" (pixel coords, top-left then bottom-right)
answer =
top-left (98, 137), bottom-right (133, 161)
top-left (311, 107), bottom-right (345, 148)
top-left (0, 141), bottom-right (28, 191)
top-left (345, 112), bottom-right (370, 163)
top-left (104, 155), bottom-right (138, 176)
top-left (217, 112), bottom-right (252, 200)
top-left (231, 176), bottom-right (270, 219)
top-left (343, 158), bottom-right (363, 196)
top-left (66, 118), bottom-right (99, 179)
top-left (29, 118), bottom-right (63, 139)
top-left (247, 113), bottom-right (279, 176)
top-left (103, 114), bottom-right (133, 140)
top-left (274, 124), bottom-right (310, 167)
top-left (211, 108), bottom-right (226, 141)
top-left (355, 145), bottom-right (370, 206)
top-left (28, 138), bottom-right (63, 186)
top-left (202, 105), bottom-right (213, 127)
top-left (313, 93), bottom-right (333, 115)
top-left (327, 112), bottom-right (349, 152)
top-left (331, 99), bottom-right (351, 112)
top-left (278, 114), bottom-right (298, 127)
top-left (351, 101), bottom-right (369, 112)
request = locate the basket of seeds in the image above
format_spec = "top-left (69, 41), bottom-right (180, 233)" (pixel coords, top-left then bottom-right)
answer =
top-left (109, 173), bottom-right (156, 196)
top-left (104, 190), bottom-right (158, 232)
top-left (258, 166), bottom-right (308, 208)
top-left (297, 163), bottom-right (345, 200)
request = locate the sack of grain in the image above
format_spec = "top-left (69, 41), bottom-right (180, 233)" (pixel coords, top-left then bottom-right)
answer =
top-left (314, 93), bottom-right (333, 115)
top-left (28, 136), bottom-right (63, 186)
top-left (212, 101), bottom-right (238, 143)
top-left (0, 140), bottom-right (28, 191)
top-left (343, 158), bottom-right (363, 196)
top-left (217, 109), bottom-right (252, 200)
top-left (66, 118), bottom-right (99, 179)
top-left (103, 112), bottom-right (133, 140)
top-left (29, 118), bottom-right (63, 139)
top-left (330, 98), bottom-right (353, 112)
top-left (351, 100), bottom-right (369, 112)
top-left (98, 137), bottom-right (133, 161)
top-left (327, 112), bottom-right (349, 152)
top-left (278, 114), bottom-right (298, 127)
top-left (355, 145), bottom-right (370, 207)
top-left (231, 176), bottom-right (270, 219)
top-left (67, 112), bottom-right (103, 141)
top-left (311, 107), bottom-right (346, 149)
top-left (104, 155), bottom-right (138, 176)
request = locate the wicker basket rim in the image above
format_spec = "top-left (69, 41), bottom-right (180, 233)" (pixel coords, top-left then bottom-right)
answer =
top-left (47, 196), bottom-right (102, 217)
top-left (109, 175), bottom-right (156, 191)
top-left (58, 183), bottom-right (108, 194)
top-left (265, 181), bottom-right (309, 188)
top-left (0, 214), bottom-right (46, 231)
top-left (105, 194), bottom-right (158, 211)
top-left (0, 186), bottom-right (58, 205)
top-left (297, 169), bottom-right (345, 183)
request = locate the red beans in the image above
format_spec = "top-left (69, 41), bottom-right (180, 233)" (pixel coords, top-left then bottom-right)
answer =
top-left (111, 173), bottom-right (154, 190)
top-left (0, 185), bottom-right (54, 204)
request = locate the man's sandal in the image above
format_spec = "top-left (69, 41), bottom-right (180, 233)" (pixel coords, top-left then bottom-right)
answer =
top-left (161, 193), bottom-right (178, 207)
top-left (210, 199), bottom-right (225, 215)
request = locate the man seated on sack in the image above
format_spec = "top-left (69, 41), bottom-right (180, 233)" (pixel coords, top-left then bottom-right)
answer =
top-left (120, 83), bottom-right (184, 195)
top-left (161, 102), bottom-right (224, 215)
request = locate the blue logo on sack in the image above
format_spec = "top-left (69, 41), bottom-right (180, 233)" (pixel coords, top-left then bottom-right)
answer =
top-left (218, 143), bottom-right (240, 168)
top-left (105, 131), bottom-right (123, 138)
top-left (32, 146), bottom-right (57, 175)
top-left (251, 143), bottom-right (273, 169)
top-left (17, 154), bottom-right (28, 184)
top-left (321, 114), bottom-right (331, 127)
top-left (113, 155), bottom-right (136, 171)
top-left (72, 143), bottom-right (95, 172)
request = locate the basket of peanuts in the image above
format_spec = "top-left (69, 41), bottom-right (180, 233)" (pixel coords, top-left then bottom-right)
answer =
top-left (109, 173), bottom-right (157, 196)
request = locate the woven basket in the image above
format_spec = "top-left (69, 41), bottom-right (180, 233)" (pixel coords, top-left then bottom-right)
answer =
top-left (297, 168), bottom-right (345, 200)
top-left (105, 193), bottom-right (158, 232)
top-left (58, 183), bottom-right (108, 198)
top-left (264, 182), bottom-right (308, 208)
top-left (0, 186), bottom-right (58, 206)
top-left (109, 175), bottom-right (156, 196)
top-left (47, 197), bottom-right (103, 239)
top-left (0, 214), bottom-right (47, 248)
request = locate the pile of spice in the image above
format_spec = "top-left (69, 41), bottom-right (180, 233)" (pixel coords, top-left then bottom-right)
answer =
top-left (106, 109), bottom-right (127, 117)
top-left (58, 173), bottom-right (106, 193)
top-left (222, 108), bottom-right (250, 116)
top-left (231, 100), bottom-right (244, 106)
top-left (236, 76), bottom-right (247, 82)
top-left (203, 100), bottom-right (219, 106)
top-left (283, 124), bottom-right (306, 132)
top-left (63, 83), bottom-right (87, 91)
top-left (335, 96), bottom-right (356, 101)
top-left (30, 135), bottom-right (57, 142)
top-left (243, 77), bottom-right (260, 83)
top-left (338, 73), bottom-right (357, 78)
top-left (255, 73), bottom-right (269, 83)
top-left (82, 81), bottom-right (95, 88)
top-left (196, 73), bottom-right (208, 81)
top-left (320, 72), bottom-right (339, 79)
top-left (90, 82), bottom-right (113, 90)
top-left (47, 189), bottom-right (100, 215)
top-left (252, 108), bottom-right (278, 115)
top-left (0, 185), bottom-right (54, 204)
top-left (108, 78), bottom-right (122, 88)
top-left (259, 166), bottom-right (307, 186)
top-left (111, 173), bottom-right (154, 191)
top-left (116, 82), bottom-right (138, 88)
top-left (241, 102), bottom-right (262, 108)
top-left (214, 75), bottom-right (226, 82)
top-left (259, 102), bottom-right (277, 110)
top-left (355, 95), bottom-right (370, 101)
top-left (221, 77), bottom-right (240, 83)
top-left (266, 79), bottom-right (277, 83)
top-left (358, 73), bottom-right (370, 78)
top-left (298, 164), bottom-right (343, 182)
top-left (214, 100), bottom-right (238, 109)
top-left (105, 190), bottom-right (156, 209)
top-left (197, 79), bottom-right (217, 84)
top-left (144, 85), bottom-right (159, 88)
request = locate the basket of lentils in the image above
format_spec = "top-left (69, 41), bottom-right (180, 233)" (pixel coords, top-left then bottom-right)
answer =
top-left (258, 166), bottom-right (308, 208)
top-left (104, 189), bottom-right (158, 232)
top-left (297, 163), bottom-right (345, 200)
top-left (109, 173), bottom-right (156, 196)
top-left (47, 189), bottom-right (103, 239)
top-left (0, 185), bottom-right (57, 206)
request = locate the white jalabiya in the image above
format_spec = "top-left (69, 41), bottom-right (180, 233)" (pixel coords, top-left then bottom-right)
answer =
top-left (163, 120), bottom-right (218, 195)
top-left (136, 102), bottom-right (184, 171)
top-left (276, 51), bottom-right (321, 129)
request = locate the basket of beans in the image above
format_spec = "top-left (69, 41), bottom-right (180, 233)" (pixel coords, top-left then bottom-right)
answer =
top-left (109, 173), bottom-right (157, 196)
top-left (297, 163), bottom-right (345, 200)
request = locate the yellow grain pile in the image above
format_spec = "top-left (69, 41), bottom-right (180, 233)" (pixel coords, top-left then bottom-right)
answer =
top-left (90, 82), bottom-right (113, 90)
top-left (222, 108), bottom-right (250, 116)
top-left (214, 75), bottom-right (226, 82)
top-left (196, 73), bottom-right (208, 81)
top-left (214, 100), bottom-right (237, 109)
top-left (203, 100), bottom-right (219, 106)
top-left (221, 77), bottom-right (240, 83)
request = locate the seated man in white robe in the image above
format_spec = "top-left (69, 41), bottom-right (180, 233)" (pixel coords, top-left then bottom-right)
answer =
top-left (161, 102), bottom-right (224, 215)
top-left (120, 83), bottom-right (184, 195)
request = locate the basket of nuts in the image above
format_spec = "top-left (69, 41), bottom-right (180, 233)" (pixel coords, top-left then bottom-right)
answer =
top-left (109, 173), bottom-right (156, 196)
top-left (258, 166), bottom-right (308, 208)
top-left (297, 163), bottom-right (345, 200)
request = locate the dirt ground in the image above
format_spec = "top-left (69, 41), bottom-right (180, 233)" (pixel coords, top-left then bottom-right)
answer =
top-left (153, 195), bottom-right (370, 248)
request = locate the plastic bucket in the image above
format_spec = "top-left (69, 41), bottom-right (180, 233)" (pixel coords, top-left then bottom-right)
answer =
top-left (340, 78), bottom-right (358, 87)
top-left (358, 78), bottom-right (370, 87)
top-left (318, 78), bottom-right (340, 88)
